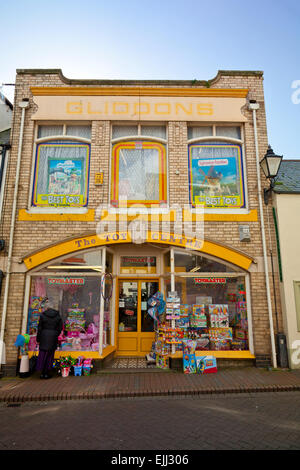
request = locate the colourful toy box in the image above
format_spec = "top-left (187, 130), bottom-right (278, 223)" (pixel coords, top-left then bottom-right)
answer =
top-left (183, 353), bottom-right (197, 374)
top-left (156, 354), bottom-right (169, 370)
top-left (196, 355), bottom-right (217, 374)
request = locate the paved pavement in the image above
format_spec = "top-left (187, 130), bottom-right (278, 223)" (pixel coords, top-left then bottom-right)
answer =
top-left (1, 367), bottom-right (300, 402)
top-left (1, 392), bottom-right (300, 450)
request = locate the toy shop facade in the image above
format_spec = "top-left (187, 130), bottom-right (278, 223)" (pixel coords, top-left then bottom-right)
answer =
top-left (24, 232), bottom-right (253, 360)
top-left (3, 69), bottom-right (279, 369)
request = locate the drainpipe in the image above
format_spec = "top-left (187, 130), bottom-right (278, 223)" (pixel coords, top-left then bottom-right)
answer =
top-left (0, 99), bottom-right (30, 369)
top-left (249, 100), bottom-right (277, 368)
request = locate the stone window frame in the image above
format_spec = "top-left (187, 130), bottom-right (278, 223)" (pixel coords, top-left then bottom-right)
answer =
top-left (187, 123), bottom-right (249, 213)
top-left (28, 121), bottom-right (92, 213)
top-left (109, 122), bottom-right (168, 209)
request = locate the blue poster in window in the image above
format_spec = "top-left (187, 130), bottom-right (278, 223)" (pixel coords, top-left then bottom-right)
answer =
top-left (189, 143), bottom-right (245, 208)
top-left (48, 159), bottom-right (83, 195)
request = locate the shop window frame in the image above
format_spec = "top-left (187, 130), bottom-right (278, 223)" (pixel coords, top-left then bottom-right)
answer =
top-left (28, 122), bottom-right (92, 212)
top-left (110, 122), bottom-right (168, 208)
top-left (187, 123), bottom-right (248, 212)
top-left (22, 246), bottom-right (115, 356)
top-left (162, 246), bottom-right (254, 355)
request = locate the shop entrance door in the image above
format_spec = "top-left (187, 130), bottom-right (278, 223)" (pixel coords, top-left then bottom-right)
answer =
top-left (117, 279), bottom-right (159, 356)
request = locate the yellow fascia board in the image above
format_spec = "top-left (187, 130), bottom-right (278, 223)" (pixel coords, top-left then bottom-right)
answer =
top-left (30, 86), bottom-right (249, 98)
top-left (23, 231), bottom-right (253, 271)
top-left (18, 209), bottom-right (95, 222)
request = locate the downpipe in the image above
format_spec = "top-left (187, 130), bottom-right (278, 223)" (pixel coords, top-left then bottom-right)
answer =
top-left (249, 101), bottom-right (277, 368)
top-left (0, 99), bottom-right (29, 370)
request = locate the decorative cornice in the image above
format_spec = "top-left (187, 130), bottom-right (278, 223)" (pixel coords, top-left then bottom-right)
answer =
top-left (30, 86), bottom-right (249, 98)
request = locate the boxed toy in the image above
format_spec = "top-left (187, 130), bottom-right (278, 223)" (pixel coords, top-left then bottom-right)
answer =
top-left (209, 328), bottom-right (232, 341)
top-left (195, 336), bottom-right (210, 351)
top-left (196, 355), bottom-right (217, 374)
top-left (231, 340), bottom-right (246, 351)
top-left (234, 329), bottom-right (248, 340)
top-left (210, 339), bottom-right (230, 351)
top-left (156, 354), bottom-right (169, 370)
top-left (183, 352), bottom-right (197, 374)
top-left (180, 305), bottom-right (190, 317)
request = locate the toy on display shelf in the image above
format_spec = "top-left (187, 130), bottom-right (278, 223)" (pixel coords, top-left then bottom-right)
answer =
top-left (196, 355), bottom-right (217, 374)
top-left (190, 304), bottom-right (207, 328)
top-left (208, 305), bottom-right (229, 328)
top-left (65, 303), bottom-right (86, 332)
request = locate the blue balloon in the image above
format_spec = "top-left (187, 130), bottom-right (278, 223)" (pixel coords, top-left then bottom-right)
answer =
top-left (14, 335), bottom-right (25, 347)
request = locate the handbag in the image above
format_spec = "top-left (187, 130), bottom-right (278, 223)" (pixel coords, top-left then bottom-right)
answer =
top-left (29, 351), bottom-right (38, 375)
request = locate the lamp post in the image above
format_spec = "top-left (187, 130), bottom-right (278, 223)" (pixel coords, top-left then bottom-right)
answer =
top-left (260, 146), bottom-right (288, 368)
top-left (260, 145), bottom-right (283, 205)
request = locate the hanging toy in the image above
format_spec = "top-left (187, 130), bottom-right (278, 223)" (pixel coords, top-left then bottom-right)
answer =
top-left (147, 291), bottom-right (165, 322)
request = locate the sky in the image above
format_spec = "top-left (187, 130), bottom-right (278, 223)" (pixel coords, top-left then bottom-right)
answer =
top-left (1, 0), bottom-right (300, 158)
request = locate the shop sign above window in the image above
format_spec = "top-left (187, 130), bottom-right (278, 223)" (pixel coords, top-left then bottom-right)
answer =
top-left (32, 142), bottom-right (90, 207)
top-left (47, 277), bottom-right (85, 286)
top-left (188, 142), bottom-right (245, 209)
top-left (194, 278), bottom-right (227, 284)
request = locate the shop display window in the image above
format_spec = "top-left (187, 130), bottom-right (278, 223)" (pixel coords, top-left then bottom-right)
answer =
top-left (27, 275), bottom-right (110, 352)
top-left (164, 275), bottom-right (249, 351)
top-left (164, 250), bottom-right (237, 273)
top-left (32, 141), bottom-right (90, 207)
top-left (120, 256), bottom-right (157, 274)
top-left (188, 141), bottom-right (245, 209)
top-left (46, 251), bottom-right (102, 272)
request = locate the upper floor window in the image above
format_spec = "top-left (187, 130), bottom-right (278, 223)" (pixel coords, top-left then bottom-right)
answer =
top-left (110, 124), bottom-right (167, 207)
top-left (187, 125), bottom-right (245, 209)
top-left (32, 124), bottom-right (91, 208)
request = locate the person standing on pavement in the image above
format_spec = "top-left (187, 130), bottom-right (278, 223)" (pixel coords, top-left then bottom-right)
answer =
top-left (36, 297), bottom-right (63, 379)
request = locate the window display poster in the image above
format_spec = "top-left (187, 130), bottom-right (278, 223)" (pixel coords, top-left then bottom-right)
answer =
top-left (36, 158), bottom-right (84, 206)
top-left (32, 142), bottom-right (90, 207)
top-left (189, 144), bottom-right (245, 208)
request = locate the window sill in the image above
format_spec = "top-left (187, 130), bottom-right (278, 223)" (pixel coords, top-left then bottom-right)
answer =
top-left (18, 208), bottom-right (95, 221)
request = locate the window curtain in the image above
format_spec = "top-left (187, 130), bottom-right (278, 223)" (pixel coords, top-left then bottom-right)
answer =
top-left (118, 148), bottom-right (160, 201)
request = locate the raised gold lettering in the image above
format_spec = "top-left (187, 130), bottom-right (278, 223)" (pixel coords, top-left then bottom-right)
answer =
top-left (112, 102), bottom-right (129, 114)
top-left (87, 102), bottom-right (102, 114)
top-left (134, 102), bottom-right (150, 115)
top-left (197, 103), bottom-right (213, 115)
top-left (175, 103), bottom-right (193, 115)
top-left (154, 102), bottom-right (171, 115)
top-left (66, 101), bottom-right (83, 114)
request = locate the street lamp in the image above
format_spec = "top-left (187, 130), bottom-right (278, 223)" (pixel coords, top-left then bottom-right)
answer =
top-left (260, 145), bottom-right (283, 205)
top-left (260, 145), bottom-right (288, 367)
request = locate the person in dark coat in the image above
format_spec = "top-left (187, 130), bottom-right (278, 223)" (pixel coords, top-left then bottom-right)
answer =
top-left (36, 298), bottom-right (63, 379)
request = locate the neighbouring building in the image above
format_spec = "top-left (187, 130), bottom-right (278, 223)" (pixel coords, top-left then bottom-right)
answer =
top-left (0, 69), bottom-right (284, 376)
top-left (273, 160), bottom-right (300, 368)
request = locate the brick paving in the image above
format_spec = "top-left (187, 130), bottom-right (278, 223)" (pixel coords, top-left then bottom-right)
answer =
top-left (1, 367), bottom-right (300, 403)
top-left (1, 392), bottom-right (300, 450)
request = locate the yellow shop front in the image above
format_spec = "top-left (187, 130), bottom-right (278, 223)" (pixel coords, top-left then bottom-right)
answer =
top-left (22, 230), bottom-right (256, 363)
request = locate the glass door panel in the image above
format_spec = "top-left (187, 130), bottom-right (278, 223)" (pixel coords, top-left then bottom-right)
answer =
top-left (141, 281), bottom-right (159, 332)
top-left (118, 281), bottom-right (138, 332)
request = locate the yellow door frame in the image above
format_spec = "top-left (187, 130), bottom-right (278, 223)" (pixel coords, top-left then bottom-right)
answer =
top-left (116, 277), bottom-right (160, 357)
